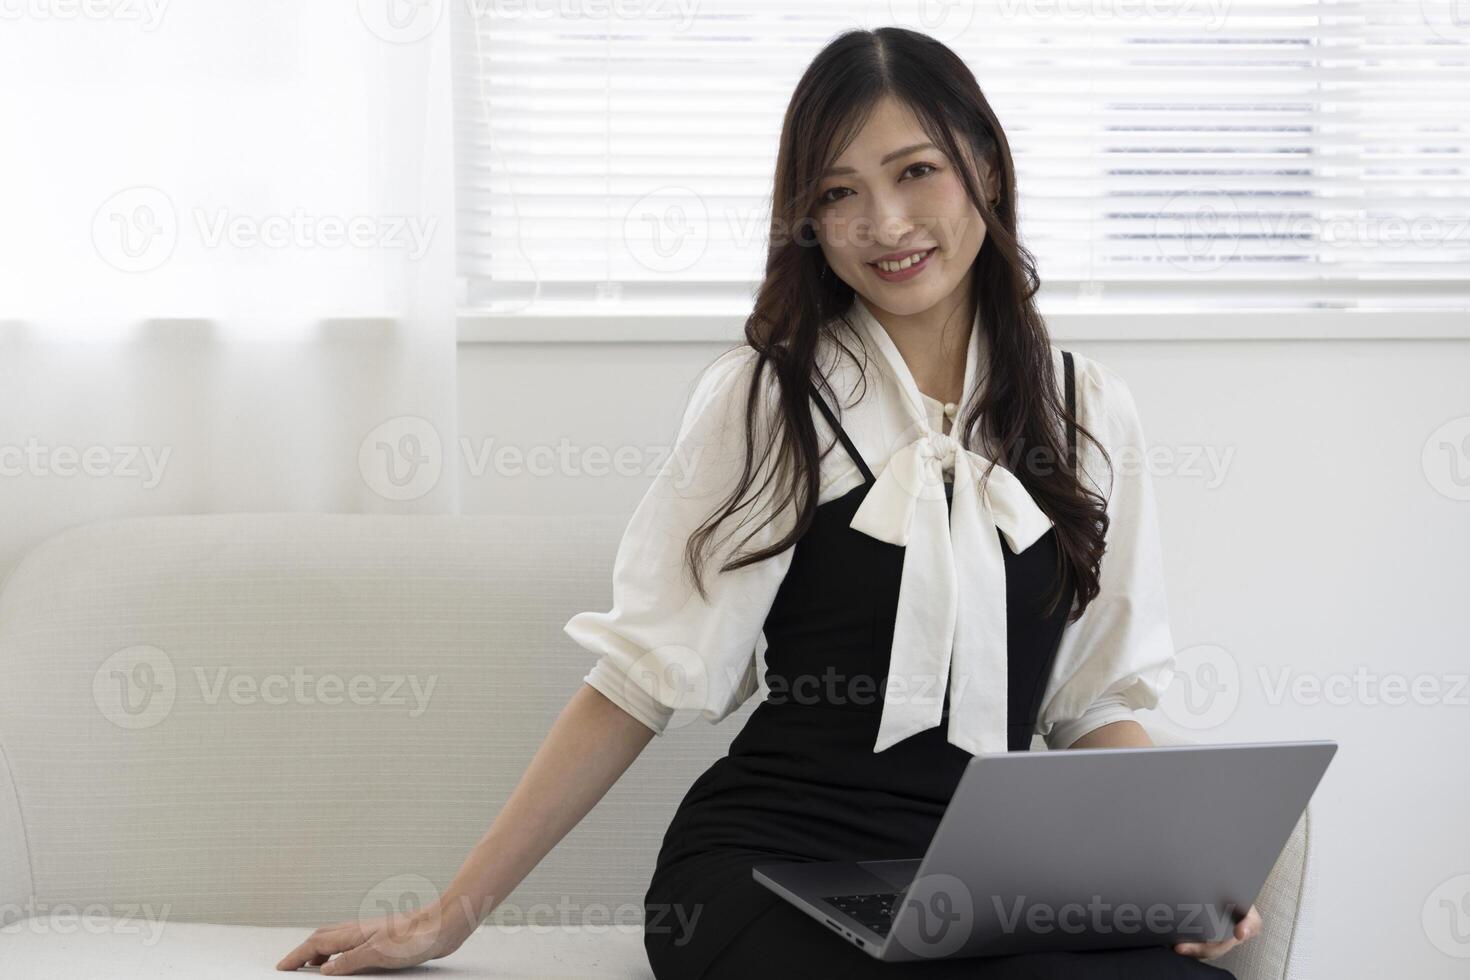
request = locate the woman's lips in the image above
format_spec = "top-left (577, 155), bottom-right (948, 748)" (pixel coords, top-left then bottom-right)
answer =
top-left (869, 247), bottom-right (936, 283)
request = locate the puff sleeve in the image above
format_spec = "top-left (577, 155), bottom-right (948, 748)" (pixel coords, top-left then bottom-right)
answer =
top-left (564, 347), bottom-right (799, 735)
top-left (1035, 355), bottom-right (1178, 751)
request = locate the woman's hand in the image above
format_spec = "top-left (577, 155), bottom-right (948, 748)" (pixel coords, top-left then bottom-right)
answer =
top-left (275, 903), bottom-right (469, 975)
top-left (1173, 903), bottom-right (1261, 960)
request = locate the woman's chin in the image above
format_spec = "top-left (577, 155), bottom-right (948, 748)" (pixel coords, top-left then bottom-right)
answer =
top-left (864, 265), bottom-right (953, 311)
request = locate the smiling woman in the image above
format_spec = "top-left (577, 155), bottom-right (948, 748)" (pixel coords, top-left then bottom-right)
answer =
top-left (812, 120), bottom-right (993, 303)
top-left (611, 25), bottom-right (1255, 980)
top-left (277, 24), bottom-right (1254, 980)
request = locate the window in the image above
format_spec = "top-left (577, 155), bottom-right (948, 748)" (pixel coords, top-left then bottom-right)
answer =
top-left (451, 3), bottom-right (1470, 333)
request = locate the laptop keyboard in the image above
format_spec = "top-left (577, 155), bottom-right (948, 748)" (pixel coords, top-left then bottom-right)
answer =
top-left (822, 890), bottom-right (904, 936)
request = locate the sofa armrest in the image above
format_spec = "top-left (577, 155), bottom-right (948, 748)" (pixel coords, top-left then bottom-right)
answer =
top-left (1143, 725), bottom-right (1313, 980)
top-left (1209, 806), bottom-right (1313, 980)
top-left (0, 741), bottom-right (32, 926)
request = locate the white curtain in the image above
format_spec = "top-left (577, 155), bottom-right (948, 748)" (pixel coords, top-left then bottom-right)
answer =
top-left (0, 2), bottom-right (459, 573)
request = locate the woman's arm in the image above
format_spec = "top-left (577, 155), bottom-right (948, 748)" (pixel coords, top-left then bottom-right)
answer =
top-left (276, 683), bottom-right (656, 975)
top-left (432, 682), bottom-right (657, 935)
top-left (1065, 719), bottom-right (1153, 749)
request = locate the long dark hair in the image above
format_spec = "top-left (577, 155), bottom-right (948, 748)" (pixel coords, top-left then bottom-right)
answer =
top-left (684, 26), bottom-right (1111, 622)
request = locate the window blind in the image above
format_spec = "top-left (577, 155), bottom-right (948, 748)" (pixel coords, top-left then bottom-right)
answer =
top-left (451, 2), bottom-right (1470, 315)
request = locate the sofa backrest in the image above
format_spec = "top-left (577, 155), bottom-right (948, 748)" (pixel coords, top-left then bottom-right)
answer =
top-left (0, 513), bottom-right (744, 928)
top-left (0, 511), bottom-right (1311, 968)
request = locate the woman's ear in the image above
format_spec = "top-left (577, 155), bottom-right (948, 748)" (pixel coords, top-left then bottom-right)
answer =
top-left (973, 154), bottom-right (999, 208)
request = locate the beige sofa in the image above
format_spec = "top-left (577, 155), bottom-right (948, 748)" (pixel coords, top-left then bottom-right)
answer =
top-left (0, 514), bottom-right (1313, 978)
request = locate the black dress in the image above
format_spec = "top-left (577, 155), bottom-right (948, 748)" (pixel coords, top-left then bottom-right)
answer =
top-left (641, 356), bottom-right (1234, 979)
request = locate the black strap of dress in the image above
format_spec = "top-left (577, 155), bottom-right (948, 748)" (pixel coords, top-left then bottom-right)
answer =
top-left (1063, 349), bottom-right (1076, 470)
top-left (807, 349), bottom-right (1079, 481)
top-left (807, 383), bottom-right (876, 485)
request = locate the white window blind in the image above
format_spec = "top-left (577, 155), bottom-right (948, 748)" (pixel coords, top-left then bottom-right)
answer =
top-left (451, 2), bottom-right (1470, 318)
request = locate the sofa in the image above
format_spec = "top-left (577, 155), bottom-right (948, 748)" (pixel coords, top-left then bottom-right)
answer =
top-left (0, 514), bottom-right (1314, 978)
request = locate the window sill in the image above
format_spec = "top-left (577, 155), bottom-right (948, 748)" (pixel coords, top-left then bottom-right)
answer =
top-left (456, 307), bottom-right (1470, 344)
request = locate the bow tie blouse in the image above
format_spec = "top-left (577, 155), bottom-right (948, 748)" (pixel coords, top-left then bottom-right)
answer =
top-left (564, 296), bottom-right (1175, 754)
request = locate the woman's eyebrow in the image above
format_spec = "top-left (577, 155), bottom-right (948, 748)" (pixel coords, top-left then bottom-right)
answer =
top-left (821, 142), bottom-right (938, 177)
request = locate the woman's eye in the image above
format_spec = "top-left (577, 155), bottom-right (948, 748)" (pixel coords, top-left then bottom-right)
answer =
top-left (818, 163), bottom-right (937, 205)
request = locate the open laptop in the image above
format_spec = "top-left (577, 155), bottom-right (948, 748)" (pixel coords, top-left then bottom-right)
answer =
top-left (752, 739), bottom-right (1336, 963)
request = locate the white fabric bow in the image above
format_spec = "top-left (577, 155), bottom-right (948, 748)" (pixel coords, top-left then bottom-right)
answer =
top-left (850, 427), bottom-right (1054, 755)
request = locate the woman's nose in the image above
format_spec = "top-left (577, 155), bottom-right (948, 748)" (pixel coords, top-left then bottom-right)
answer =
top-left (867, 198), bottom-right (916, 248)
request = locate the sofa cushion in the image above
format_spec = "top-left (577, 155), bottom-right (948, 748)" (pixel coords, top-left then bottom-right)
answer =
top-left (0, 918), bottom-right (655, 979)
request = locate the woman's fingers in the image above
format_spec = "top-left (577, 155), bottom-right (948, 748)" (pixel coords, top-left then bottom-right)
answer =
top-left (275, 924), bottom-right (366, 972)
top-left (1173, 937), bottom-right (1237, 958)
top-left (275, 908), bottom-right (453, 974)
top-left (320, 943), bottom-right (383, 976)
top-left (1236, 904), bottom-right (1263, 941)
top-left (1173, 903), bottom-right (1261, 959)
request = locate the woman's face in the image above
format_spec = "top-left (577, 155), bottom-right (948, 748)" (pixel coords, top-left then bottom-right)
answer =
top-left (812, 95), bottom-right (991, 317)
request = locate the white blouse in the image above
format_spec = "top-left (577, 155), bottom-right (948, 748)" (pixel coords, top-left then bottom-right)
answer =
top-left (564, 295), bottom-right (1176, 755)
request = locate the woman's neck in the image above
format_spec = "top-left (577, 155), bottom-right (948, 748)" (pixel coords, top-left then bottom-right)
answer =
top-left (863, 288), bottom-right (974, 405)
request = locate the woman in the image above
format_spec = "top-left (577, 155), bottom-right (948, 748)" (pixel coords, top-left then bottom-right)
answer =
top-left (277, 26), bottom-right (1258, 978)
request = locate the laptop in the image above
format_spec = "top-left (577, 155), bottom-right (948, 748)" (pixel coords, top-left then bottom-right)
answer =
top-left (752, 739), bottom-right (1336, 963)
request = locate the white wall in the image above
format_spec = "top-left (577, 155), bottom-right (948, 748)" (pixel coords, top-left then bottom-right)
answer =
top-left (459, 336), bottom-right (1470, 979)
